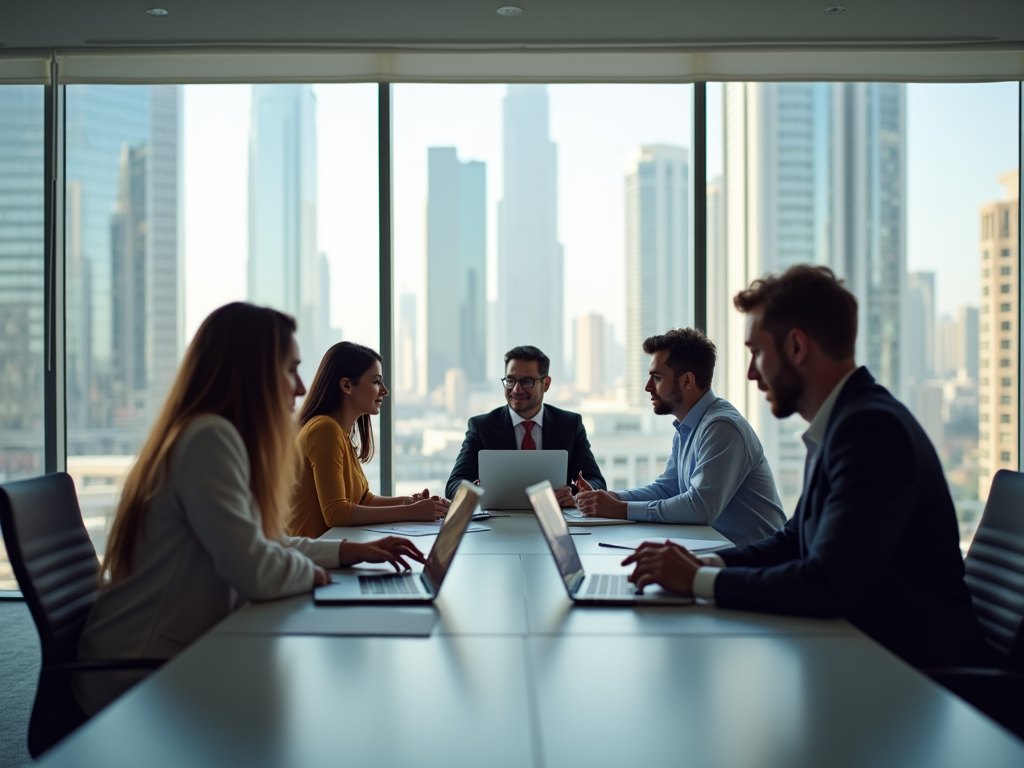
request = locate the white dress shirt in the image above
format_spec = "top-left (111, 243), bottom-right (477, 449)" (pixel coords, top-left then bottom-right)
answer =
top-left (692, 367), bottom-right (859, 601)
top-left (508, 404), bottom-right (545, 450)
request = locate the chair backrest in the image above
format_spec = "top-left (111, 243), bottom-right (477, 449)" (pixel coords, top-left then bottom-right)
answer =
top-left (0, 473), bottom-right (100, 667)
top-left (965, 469), bottom-right (1024, 670)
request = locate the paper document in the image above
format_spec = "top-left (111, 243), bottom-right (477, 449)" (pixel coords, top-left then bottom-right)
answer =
top-left (563, 516), bottom-right (636, 527)
top-left (363, 523), bottom-right (490, 537)
top-left (597, 537), bottom-right (731, 552)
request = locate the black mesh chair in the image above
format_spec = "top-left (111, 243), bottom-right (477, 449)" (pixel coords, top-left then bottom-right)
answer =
top-left (929, 469), bottom-right (1024, 738)
top-left (0, 472), bottom-right (163, 757)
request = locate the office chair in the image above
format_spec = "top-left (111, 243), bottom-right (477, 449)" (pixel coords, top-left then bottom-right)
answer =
top-left (928, 469), bottom-right (1024, 739)
top-left (0, 472), bottom-right (164, 757)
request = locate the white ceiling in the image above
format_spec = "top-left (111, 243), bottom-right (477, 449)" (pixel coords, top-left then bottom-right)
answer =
top-left (1, 0), bottom-right (1023, 51)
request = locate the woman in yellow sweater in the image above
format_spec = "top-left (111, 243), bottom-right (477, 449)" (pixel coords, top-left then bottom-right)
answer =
top-left (289, 341), bottom-right (449, 538)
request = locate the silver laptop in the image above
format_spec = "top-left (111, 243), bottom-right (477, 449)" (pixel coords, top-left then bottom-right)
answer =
top-left (527, 480), bottom-right (693, 605)
top-left (314, 481), bottom-right (483, 605)
top-left (478, 449), bottom-right (568, 510)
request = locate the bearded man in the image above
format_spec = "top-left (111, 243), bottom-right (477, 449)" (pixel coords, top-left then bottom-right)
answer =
top-left (576, 327), bottom-right (784, 546)
top-left (622, 266), bottom-right (987, 669)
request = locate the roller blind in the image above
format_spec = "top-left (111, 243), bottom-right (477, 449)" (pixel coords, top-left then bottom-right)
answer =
top-left (3, 47), bottom-right (1024, 85)
top-left (47, 48), bottom-right (1024, 85)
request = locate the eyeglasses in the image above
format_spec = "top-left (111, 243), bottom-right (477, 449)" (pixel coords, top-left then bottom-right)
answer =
top-left (501, 376), bottom-right (545, 390)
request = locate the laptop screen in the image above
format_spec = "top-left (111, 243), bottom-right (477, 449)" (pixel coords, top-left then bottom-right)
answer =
top-left (527, 480), bottom-right (584, 594)
top-left (423, 481), bottom-right (482, 591)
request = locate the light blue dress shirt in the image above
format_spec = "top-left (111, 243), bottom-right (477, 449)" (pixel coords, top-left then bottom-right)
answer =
top-left (617, 389), bottom-right (785, 546)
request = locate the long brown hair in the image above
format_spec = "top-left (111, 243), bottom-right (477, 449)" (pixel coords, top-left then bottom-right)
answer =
top-left (298, 341), bottom-right (382, 463)
top-left (103, 303), bottom-right (298, 586)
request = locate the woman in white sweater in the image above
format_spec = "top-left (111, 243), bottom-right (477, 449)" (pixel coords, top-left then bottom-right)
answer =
top-left (75, 303), bottom-right (423, 715)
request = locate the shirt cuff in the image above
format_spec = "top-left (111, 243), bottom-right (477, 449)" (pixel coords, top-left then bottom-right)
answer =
top-left (625, 501), bottom-right (650, 522)
top-left (692, 566), bottom-right (721, 602)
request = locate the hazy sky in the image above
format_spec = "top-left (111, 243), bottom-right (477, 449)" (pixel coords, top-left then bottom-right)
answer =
top-left (183, 81), bottom-right (1018, 359)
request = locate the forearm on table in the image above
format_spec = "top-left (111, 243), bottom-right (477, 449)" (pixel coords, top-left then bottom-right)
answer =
top-left (346, 504), bottom-right (419, 526)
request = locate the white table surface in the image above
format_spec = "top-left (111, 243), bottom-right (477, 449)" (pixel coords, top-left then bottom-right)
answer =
top-left (38, 511), bottom-right (1024, 767)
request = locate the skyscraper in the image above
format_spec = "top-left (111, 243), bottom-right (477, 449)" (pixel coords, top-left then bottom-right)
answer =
top-left (575, 313), bottom-right (606, 395)
top-left (397, 292), bottom-right (419, 396)
top-left (978, 170), bottom-right (1019, 499)
top-left (0, 86), bottom-right (45, 480)
top-left (65, 85), bottom-right (182, 456)
top-left (624, 144), bottom-right (690, 406)
top-left (722, 82), bottom-right (906, 509)
top-left (497, 85), bottom-right (564, 378)
top-left (426, 147), bottom-right (486, 392)
top-left (248, 84), bottom-right (327, 375)
top-left (905, 271), bottom-right (936, 389)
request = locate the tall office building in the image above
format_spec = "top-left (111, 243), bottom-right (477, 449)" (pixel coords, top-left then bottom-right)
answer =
top-left (248, 84), bottom-right (330, 376)
top-left (722, 82), bottom-right (906, 509)
top-left (905, 272), bottom-right (936, 387)
top-left (978, 170), bottom-right (1019, 500)
top-left (624, 145), bottom-right (690, 407)
top-left (0, 86), bottom-right (45, 480)
top-left (64, 85), bottom-right (182, 456)
top-left (496, 85), bottom-right (564, 378)
top-left (575, 313), bottom-right (606, 395)
top-left (396, 292), bottom-right (419, 396)
top-left (936, 306), bottom-right (979, 381)
top-left (426, 147), bottom-right (487, 391)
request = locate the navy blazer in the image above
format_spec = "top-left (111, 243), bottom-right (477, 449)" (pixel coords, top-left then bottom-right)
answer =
top-left (714, 367), bottom-right (986, 669)
top-left (445, 404), bottom-right (606, 500)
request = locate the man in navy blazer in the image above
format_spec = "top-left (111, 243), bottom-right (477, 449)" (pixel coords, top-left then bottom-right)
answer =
top-left (445, 345), bottom-right (605, 504)
top-left (625, 265), bottom-right (986, 669)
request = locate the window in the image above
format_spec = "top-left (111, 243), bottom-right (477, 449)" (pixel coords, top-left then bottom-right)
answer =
top-left (391, 84), bottom-right (692, 496)
top-left (1001, 395), bottom-right (1012, 405)
top-left (63, 84), bottom-right (379, 565)
top-left (1001, 414), bottom-right (1011, 423)
top-left (708, 81), bottom-right (1017, 550)
top-left (1002, 339), bottom-right (1012, 349)
top-left (0, 85), bottom-right (45, 590)
top-left (1002, 451), bottom-right (1012, 462)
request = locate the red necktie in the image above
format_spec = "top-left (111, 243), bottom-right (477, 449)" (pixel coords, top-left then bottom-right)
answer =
top-left (521, 421), bottom-right (536, 450)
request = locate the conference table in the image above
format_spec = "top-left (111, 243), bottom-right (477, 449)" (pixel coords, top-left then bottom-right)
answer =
top-left (38, 511), bottom-right (1024, 767)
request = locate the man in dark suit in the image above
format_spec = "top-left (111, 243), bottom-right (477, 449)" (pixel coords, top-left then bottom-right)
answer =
top-left (445, 345), bottom-right (605, 505)
top-left (625, 265), bottom-right (986, 669)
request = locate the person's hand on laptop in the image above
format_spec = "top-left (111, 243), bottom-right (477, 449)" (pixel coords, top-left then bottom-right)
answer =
top-left (621, 541), bottom-right (701, 596)
top-left (576, 488), bottom-right (627, 519)
top-left (338, 537), bottom-right (427, 572)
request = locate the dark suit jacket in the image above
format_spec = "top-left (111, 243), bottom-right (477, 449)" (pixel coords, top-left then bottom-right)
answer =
top-left (445, 404), bottom-right (606, 500)
top-left (714, 367), bottom-right (987, 669)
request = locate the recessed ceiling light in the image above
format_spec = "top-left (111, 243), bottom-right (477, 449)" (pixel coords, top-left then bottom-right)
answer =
top-left (496, 6), bottom-right (523, 16)
top-left (823, 6), bottom-right (846, 14)
top-left (146, 8), bottom-right (170, 17)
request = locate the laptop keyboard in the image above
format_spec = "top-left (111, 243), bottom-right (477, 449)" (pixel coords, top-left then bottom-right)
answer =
top-left (358, 574), bottom-right (420, 595)
top-left (584, 574), bottom-right (636, 597)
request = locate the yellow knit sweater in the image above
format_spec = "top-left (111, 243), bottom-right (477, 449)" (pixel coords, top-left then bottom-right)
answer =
top-left (288, 415), bottom-right (374, 538)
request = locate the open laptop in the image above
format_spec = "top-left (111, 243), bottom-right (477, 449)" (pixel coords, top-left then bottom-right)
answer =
top-left (478, 449), bottom-right (568, 510)
top-left (527, 480), bottom-right (693, 605)
top-left (314, 481), bottom-right (483, 605)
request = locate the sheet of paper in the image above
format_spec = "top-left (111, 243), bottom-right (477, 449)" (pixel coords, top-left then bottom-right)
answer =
top-left (564, 517), bottom-right (637, 527)
top-left (363, 523), bottom-right (491, 537)
top-left (597, 537), bottom-right (731, 551)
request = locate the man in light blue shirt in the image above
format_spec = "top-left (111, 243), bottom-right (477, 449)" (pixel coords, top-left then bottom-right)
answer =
top-left (576, 328), bottom-right (785, 546)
